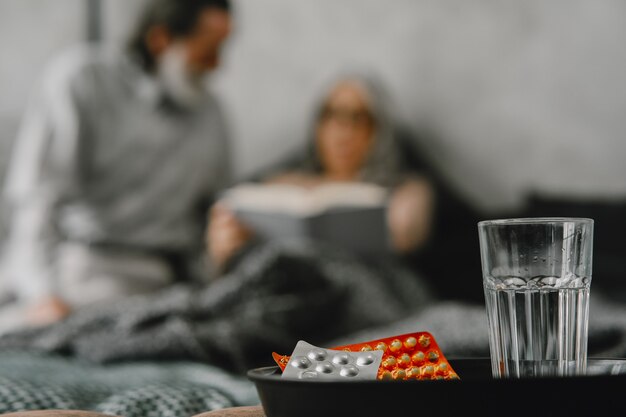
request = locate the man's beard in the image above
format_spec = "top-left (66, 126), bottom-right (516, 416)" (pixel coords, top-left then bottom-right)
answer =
top-left (156, 45), bottom-right (208, 110)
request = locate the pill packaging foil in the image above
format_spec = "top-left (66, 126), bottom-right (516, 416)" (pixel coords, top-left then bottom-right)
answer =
top-left (273, 331), bottom-right (460, 381)
top-left (282, 341), bottom-right (384, 381)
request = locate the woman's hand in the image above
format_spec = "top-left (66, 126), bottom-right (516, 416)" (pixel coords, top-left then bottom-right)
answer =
top-left (206, 201), bottom-right (254, 275)
top-left (387, 176), bottom-right (435, 254)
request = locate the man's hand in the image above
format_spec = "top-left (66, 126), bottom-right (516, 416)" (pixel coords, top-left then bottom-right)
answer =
top-left (26, 296), bottom-right (71, 327)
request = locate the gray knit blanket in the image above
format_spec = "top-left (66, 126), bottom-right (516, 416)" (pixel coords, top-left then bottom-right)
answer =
top-left (0, 238), bottom-right (435, 374)
top-left (327, 293), bottom-right (626, 360)
top-left (1, 238), bottom-right (625, 369)
top-left (0, 238), bottom-right (625, 416)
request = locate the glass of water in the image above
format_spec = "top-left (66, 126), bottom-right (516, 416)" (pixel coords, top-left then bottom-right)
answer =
top-left (478, 217), bottom-right (594, 378)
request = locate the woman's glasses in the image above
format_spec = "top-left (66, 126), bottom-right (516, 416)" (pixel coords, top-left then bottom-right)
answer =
top-left (319, 105), bottom-right (375, 128)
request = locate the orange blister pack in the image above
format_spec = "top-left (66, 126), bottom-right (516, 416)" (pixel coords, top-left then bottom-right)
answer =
top-left (272, 331), bottom-right (460, 381)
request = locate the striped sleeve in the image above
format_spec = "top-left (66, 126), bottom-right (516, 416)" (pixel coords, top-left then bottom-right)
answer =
top-left (1, 50), bottom-right (86, 302)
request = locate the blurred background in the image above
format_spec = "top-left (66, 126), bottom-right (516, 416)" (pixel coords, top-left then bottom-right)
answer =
top-left (1, 0), bottom-right (626, 299)
top-left (2, 0), bottom-right (626, 210)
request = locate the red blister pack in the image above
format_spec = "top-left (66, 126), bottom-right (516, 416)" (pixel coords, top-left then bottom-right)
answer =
top-left (272, 331), bottom-right (460, 381)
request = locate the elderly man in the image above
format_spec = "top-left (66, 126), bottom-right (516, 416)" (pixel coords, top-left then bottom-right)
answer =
top-left (0, 0), bottom-right (234, 331)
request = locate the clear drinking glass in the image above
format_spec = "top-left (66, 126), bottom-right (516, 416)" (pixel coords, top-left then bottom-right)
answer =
top-left (478, 217), bottom-right (594, 378)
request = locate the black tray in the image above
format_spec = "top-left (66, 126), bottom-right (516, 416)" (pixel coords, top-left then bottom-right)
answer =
top-left (248, 358), bottom-right (626, 417)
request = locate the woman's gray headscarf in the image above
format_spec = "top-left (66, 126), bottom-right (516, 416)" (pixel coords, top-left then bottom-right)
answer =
top-left (299, 70), bottom-right (406, 188)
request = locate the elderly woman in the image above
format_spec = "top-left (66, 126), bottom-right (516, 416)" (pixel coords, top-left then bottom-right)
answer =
top-left (208, 72), bottom-right (435, 273)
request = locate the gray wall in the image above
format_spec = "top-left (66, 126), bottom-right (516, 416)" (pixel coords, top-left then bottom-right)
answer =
top-left (0, 0), bottom-right (84, 239)
top-left (207, 0), bottom-right (626, 214)
top-left (0, 0), bottom-right (84, 176)
top-left (2, 0), bottom-right (626, 216)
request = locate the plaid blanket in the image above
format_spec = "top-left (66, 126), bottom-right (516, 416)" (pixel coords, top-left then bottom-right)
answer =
top-left (0, 351), bottom-right (259, 416)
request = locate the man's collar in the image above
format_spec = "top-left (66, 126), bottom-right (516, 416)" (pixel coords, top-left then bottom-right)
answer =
top-left (121, 52), bottom-right (164, 108)
top-left (121, 50), bottom-right (212, 112)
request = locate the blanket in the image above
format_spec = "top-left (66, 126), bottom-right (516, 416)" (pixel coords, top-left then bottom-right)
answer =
top-left (327, 293), bottom-right (626, 360)
top-left (1, 239), bottom-right (625, 417)
top-left (0, 238), bottom-right (434, 374)
top-left (2, 238), bottom-right (625, 367)
top-left (0, 350), bottom-right (259, 416)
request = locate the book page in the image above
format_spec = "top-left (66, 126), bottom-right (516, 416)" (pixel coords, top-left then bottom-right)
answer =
top-left (222, 183), bottom-right (316, 215)
top-left (309, 182), bottom-right (388, 211)
top-left (222, 182), bottom-right (388, 216)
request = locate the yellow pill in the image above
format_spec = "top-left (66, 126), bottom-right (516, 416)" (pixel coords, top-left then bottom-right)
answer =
top-left (411, 351), bottom-right (425, 365)
top-left (437, 363), bottom-right (449, 374)
top-left (389, 339), bottom-right (403, 352)
top-left (392, 369), bottom-right (407, 380)
top-left (398, 353), bottom-right (411, 368)
top-left (421, 365), bottom-right (435, 377)
top-left (404, 337), bottom-right (417, 349)
top-left (379, 371), bottom-right (393, 381)
top-left (407, 366), bottom-right (420, 379)
top-left (383, 356), bottom-right (397, 369)
top-left (360, 345), bottom-right (372, 352)
top-left (375, 342), bottom-right (388, 352)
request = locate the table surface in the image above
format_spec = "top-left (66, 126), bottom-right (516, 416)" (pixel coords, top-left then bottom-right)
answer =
top-left (0, 406), bottom-right (266, 417)
top-left (192, 406), bottom-right (266, 417)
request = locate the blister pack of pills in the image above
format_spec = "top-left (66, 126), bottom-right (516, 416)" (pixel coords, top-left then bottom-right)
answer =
top-left (281, 341), bottom-right (384, 381)
top-left (273, 331), bottom-right (460, 381)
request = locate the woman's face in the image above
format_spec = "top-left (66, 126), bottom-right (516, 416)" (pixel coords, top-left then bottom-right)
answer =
top-left (316, 80), bottom-right (375, 180)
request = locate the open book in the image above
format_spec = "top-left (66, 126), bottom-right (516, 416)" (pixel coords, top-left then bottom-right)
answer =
top-left (221, 182), bottom-right (391, 255)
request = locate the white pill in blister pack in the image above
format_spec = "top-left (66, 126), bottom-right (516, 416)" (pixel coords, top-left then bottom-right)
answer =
top-left (281, 340), bottom-right (383, 381)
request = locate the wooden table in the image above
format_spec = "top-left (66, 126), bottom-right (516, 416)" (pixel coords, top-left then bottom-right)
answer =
top-left (0, 406), bottom-right (266, 417)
